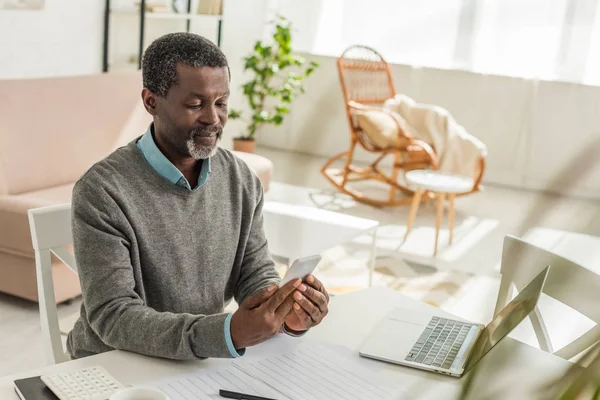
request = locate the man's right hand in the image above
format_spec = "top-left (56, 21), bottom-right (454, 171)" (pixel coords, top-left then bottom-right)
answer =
top-left (230, 279), bottom-right (301, 350)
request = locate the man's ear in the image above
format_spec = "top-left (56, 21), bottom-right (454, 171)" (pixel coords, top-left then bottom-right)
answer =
top-left (141, 88), bottom-right (158, 116)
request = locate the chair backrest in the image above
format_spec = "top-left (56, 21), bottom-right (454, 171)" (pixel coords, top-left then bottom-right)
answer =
top-left (337, 46), bottom-right (399, 152)
top-left (495, 235), bottom-right (600, 360)
top-left (28, 203), bottom-right (76, 365)
top-left (337, 45), bottom-right (396, 106)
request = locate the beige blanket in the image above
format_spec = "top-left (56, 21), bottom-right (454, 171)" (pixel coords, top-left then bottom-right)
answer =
top-left (384, 94), bottom-right (487, 178)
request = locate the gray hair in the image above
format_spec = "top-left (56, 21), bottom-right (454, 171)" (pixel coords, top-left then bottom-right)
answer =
top-left (142, 32), bottom-right (229, 97)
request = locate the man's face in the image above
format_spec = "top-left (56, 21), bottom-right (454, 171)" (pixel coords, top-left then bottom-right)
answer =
top-left (151, 64), bottom-right (229, 159)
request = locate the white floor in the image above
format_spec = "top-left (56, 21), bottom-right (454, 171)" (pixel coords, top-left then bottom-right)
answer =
top-left (2, 145), bottom-right (600, 378)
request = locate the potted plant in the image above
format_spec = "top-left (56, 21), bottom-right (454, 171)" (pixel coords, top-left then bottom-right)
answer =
top-left (228, 15), bottom-right (319, 153)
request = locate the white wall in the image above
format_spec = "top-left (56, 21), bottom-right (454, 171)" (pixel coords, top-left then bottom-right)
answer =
top-left (0, 0), bottom-right (104, 79)
top-left (0, 0), bottom-right (227, 79)
top-left (219, 0), bottom-right (274, 147)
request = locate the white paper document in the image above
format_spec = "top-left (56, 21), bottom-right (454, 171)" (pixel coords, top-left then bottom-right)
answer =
top-left (147, 341), bottom-right (403, 400)
top-left (234, 342), bottom-right (402, 400)
top-left (150, 365), bottom-right (280, 400)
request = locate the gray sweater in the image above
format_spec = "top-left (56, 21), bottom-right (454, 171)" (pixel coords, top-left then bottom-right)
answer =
top-left (66, 140), bottom-right (279, 360)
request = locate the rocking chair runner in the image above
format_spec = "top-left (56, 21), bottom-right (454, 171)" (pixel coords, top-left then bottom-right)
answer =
top-left (321, 45), bottom-right (485, 207)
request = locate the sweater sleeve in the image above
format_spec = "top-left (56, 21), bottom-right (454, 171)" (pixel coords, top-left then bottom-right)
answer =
top-left (72, 179), bottom-right (233, 360)
top-left (234, 181), bottom-right (281, 305)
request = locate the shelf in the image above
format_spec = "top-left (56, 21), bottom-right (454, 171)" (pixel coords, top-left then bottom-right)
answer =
top-left (103, 1), bottom-right (224, 72)
top-left (111, 9), bottom-right (222, 21)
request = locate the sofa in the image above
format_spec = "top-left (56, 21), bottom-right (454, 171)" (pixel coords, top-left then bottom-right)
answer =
top-left (0, 72), bottom-right (273, 303)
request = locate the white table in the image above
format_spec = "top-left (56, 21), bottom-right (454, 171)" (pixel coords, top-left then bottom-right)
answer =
top-left (0, 288), bottom-right (574, 400)
top-left (263, 201), bottom-right (380, 285)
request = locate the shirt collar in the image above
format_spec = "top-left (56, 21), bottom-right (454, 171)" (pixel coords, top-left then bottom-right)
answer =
top-left (136, 124), bottom-right (211, 190)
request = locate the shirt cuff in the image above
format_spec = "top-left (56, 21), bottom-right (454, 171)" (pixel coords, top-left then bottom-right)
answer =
top-left (281, 323), bottom-right (308, 337)
top-left (224, 314), bottom-right (245, 358)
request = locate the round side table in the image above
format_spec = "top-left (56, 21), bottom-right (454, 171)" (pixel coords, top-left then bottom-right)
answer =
top-left (404, 170), bottom-right (474, 256)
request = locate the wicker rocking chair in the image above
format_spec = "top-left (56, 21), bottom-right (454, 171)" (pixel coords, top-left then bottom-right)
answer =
top-left (321, 45), bottom-right (440, 207)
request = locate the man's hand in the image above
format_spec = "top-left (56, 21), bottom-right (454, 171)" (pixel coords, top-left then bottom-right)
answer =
top-left (284, 275), bottom-right (329, 333)
top-left (230, 279), bottom-right (301, 350)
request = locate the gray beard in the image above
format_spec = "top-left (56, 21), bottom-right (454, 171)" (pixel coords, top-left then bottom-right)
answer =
top-left (186, 136), bottom-right (220, 160)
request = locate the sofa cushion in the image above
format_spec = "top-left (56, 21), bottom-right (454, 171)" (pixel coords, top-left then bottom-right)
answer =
top-left (0, 183), bottom-right (74, 257)
top-left (0, 251), bottom-right (80, 303)
top-left (0, 72), bottom-right (151, 195)
top-left (354, 108), bottom-right (416, 149)
top-left (232, 151), bottom-right (273, 192)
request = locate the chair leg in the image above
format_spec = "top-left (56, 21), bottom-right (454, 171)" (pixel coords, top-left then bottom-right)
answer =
top-left (448, 193), bottom-right (456, 245)
top-left (404, 187), bottom-right (422, 242)
top-left (434, 192), bottom-right (446, 256)
top-left (389, 151), bottom-right (402, 202)
top-left (341, 139), bottom-right (357, 186)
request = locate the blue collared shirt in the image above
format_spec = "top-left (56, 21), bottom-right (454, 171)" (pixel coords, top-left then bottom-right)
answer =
top-left (136, 125), bottom-right (211, 190)
top-left (136, 125), bottom-right (243, 358)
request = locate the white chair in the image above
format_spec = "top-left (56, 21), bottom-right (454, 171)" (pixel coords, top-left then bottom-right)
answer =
top-left (495, 235), bottom-right (600, 361)
top-left (28, 203), bottom-right (76, 365)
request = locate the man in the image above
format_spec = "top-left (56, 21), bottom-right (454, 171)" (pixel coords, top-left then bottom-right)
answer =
top-left (67, 33), bottom-right (329, 360)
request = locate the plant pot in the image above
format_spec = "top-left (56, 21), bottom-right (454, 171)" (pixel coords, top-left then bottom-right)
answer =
top-left (233, 138), bottom-right (256, 153)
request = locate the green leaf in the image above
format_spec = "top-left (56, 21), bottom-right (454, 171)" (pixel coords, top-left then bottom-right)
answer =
top-left (275, 105), bottom-right (289, 114)
top-left (242, 81), bottom-right (256, 97)
top-left (260, 45), bottom-right (272, 58)
top-left (273, 115), bottom-right (284, 125)
top-left (228, 109), bottom-right (243, 119)
top-left (278, 59), bottom-right (291, 69)
top-left (244, 55), bottom-right (259, 70)
top-left (234, 13), bottom-right (318, 134)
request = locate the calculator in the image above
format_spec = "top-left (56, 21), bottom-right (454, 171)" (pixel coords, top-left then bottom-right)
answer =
top-left (40, 366), bottom-right (124, 400)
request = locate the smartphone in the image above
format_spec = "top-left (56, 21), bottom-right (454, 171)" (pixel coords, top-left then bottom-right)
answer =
top-left (280, 254), bottom-right (322, 286)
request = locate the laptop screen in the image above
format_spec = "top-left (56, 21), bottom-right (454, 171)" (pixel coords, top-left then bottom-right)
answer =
top-left (464, 265), bottom-right (550, 371)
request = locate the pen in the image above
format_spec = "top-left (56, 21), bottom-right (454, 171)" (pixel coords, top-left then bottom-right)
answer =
top-left (219, 389), bottom-right (277, 400)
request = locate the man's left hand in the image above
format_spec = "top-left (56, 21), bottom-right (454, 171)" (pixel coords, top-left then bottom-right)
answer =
top-left (284, 274), bottom-right (329, 333)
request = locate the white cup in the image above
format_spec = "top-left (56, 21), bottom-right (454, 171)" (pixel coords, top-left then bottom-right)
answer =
top-left (110, 387), bottom-right (170, 400)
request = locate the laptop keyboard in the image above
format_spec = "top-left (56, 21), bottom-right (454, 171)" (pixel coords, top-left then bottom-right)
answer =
top-left (405, 317), bottom-right (475, 369)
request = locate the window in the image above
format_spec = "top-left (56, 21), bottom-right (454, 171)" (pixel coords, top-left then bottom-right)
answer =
top-left (341, 0), bottom-right (463, 69)
top-left (470, 0), bottom-right (568, 80)
top-left (281, 0), bottom-right (600, 85)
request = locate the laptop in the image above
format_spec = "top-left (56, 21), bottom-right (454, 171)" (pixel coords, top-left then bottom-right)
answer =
top-left (359, 265), bottom-right (550, 377)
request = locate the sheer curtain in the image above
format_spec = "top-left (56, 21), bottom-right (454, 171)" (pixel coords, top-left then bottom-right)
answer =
top-left (470, 0), bottom-right (567, 80)
top-left (282, 0), bottom-right (600, 85)
top-left (583, 1), bottom-right (600, 85)
top-left (341, 0), bottom-right (463, 69)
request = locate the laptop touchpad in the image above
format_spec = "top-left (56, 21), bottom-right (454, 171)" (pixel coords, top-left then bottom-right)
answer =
top-left (360, 309), bottom-right (431, 360)
top-left (387, 308), bottom-right (435, 326)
